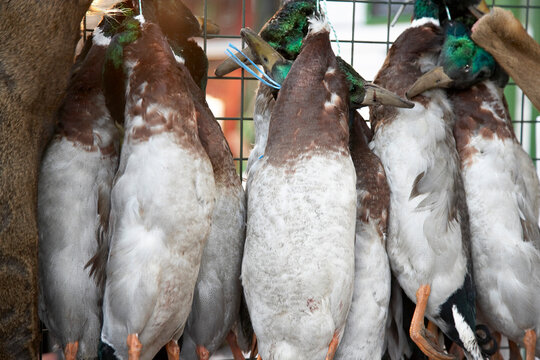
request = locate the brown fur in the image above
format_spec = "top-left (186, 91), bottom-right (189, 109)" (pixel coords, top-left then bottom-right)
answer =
top-left (471, 7), bottom-right (540, 111)
top-left (0, 1), bottom-right (92, 358)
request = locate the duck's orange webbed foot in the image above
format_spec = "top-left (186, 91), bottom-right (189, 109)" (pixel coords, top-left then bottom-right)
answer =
top-left (410, 284), bottom-right (457, 360)
top-left (524, 329), bottom-right (536, 360)
top-left (166, 340), bottom-right (180, 360)
top-left (127, 333), bottom-right (142, 360)
top-left (196, 345), bottom-right (210, 360)
top-left (64, 341), bottom-right (79, 360)
top-left (325, 331), bottom-right (340, 360)
top-left (226, 330), bottom-right (246, 360)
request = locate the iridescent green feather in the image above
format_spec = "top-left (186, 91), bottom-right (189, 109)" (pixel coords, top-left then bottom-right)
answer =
top-left (439, 22), bottom-right (496, 87)
top-left (105, 18), bottom-right (141, 70)
top-left (260, 0), bottom-right (317, 60)
top-left (414, 0), bottom-right (440, 20)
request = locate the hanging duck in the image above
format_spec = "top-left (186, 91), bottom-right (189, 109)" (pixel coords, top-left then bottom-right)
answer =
top-left (233, 9), bottom-right (410, 360)
top-left (369, 0), bottom-right (489, 358)
top-left (37, 13), bottom-right (121, 360)
top-left (240, 15), bottom-right (357, 360)
top-left (99, 13), bottom-right (216, 360)
top-left (406, 5), bottom-right (540, 359)
top-left (333, 109), bottom-right (392, 360)
top-left (170, 16), bottom-right (248, 360)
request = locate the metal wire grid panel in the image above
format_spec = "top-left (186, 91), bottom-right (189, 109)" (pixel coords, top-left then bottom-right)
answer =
top-left (182, 0), bottom-right (540, 178)
top-left (40, 0), bottom-right (539, 358)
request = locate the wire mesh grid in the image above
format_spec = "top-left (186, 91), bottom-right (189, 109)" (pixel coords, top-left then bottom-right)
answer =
top-left (175, 0), bottom-right (540, 180)
top-left (40, 0), bottom-right (539, 358)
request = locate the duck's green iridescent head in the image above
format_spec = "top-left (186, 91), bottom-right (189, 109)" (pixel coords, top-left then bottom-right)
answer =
top-left (105, 17), bottom-right (142, 70)
top-left (259, 0), bottom-right (317, 60)
top-left (215, 0), bottom-right (316, 77)
top-left (407, 20), bottom-right (500, 98)
top-left (414, 0), bottom-right (441, 20)
top-left (438, 22), bottom-right (495, 88)
top-left (240, 27), bottom-right (292, 87)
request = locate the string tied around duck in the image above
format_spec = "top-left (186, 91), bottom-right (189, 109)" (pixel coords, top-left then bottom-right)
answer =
top-left (225, 43), bottom-right (281, 90)
top-left (316, 0), bottom-right (340, 56)
top-left (135, 0), bottom-right (145, 23)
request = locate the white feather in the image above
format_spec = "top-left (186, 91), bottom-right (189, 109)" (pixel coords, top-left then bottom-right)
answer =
top-left (370, 91), bottom-right (468, 318)
top-left (243, 153), bottom-right (356, 360)
top-left (459, 82), bottom-right (540, 351)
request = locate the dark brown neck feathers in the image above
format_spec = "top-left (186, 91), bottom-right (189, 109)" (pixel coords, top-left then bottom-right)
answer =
top-left (265, 29), bottom-right (350, 165)
top-left (370, 23), bottom-right (444, 130)
top-left (56, 42), bottom-right (113, 152)
top-left (349, 110), bottom-right (389, 236)
top-left (124, 22), bottom-right (200, 146)
top-left (185, 73), bottom-right (241, 188)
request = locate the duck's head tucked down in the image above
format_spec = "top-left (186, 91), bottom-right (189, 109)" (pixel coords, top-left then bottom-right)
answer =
top-left (407, 1), bottom-right (507, 98)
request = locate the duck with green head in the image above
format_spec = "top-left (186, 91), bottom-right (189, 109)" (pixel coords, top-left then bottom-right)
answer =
top-left (241, 14), bottom-right (357, 360)
top-left (408, 3), bottom-right (540, 358)
top-left (369, 0), bottom-right (491, 359)
top-left (100, 12), bottom-right (216, 360)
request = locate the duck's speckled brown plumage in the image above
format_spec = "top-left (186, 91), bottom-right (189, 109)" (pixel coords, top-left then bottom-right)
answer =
top-left (349, 112), bottom-right (389, 238)
top-left (451, 83), bottom-right (514, 167)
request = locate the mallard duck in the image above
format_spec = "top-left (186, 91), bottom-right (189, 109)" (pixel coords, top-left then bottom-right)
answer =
top-left (37, 14), bottom-right (121, 360)
top-left (333, 109), bottom-right (392, 360)
top-left (407, 9), bottom-right (540, 359)
top-left (241, 15), bottom-right (357, 360)
top-left (99, 15), bottom-right (215, 360)
top-left (235, 10), bottom-right (409, 360)
top-left (369, 1), bottom-right (487, 359)
top-left (174, 23), bottom-right (247, 360)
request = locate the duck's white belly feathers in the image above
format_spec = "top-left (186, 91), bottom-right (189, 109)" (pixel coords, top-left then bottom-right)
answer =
top-left (38, 137), bottom-right (117, 357)
top-left (102, 133), bottom-right (215, 360)
top-left (243, 152), bottom-right (356, 360)
top-left (371, 96), bottom-right (468, 316)
top-left (335, 218), bottom-right (390, 360)
top-left (181, 184), bottom-right (246, 357)
top-left (462, 132), bottom-right (540, 343)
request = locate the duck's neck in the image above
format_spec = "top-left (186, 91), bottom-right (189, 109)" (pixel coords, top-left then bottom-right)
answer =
top-left (57, 41), bottom-right (117, 153)
top-left (265, 31), bottom-right (350, 163)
